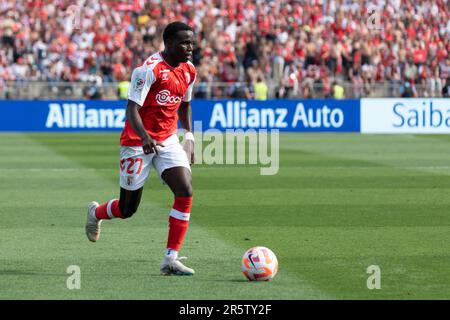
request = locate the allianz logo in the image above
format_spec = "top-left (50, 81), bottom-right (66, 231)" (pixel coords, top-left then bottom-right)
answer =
top-left (45, 103), bottom-right (125, 128)
top-left (209, 101), bottom-right (345, 129)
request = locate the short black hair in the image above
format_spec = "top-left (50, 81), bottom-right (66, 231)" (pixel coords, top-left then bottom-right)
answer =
top-left (163, 21), bottom-right (193, 44)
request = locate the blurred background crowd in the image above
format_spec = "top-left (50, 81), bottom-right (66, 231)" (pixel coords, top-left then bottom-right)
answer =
top-left (0, 0), bottom-right (449, 99)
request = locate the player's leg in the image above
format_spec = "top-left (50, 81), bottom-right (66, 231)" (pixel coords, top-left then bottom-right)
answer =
top-left (162, 166), bottom-right (193, 197)
top-left (93, 187), bottom-right (143, 220)
top-left (85, 146), bottom-right (152, 242)
top-left (160, 166), bottom-right (195, 275)
top-left (86, 188), bottom-right (143, 242)
top-left (151, 134), bottom-right (195, 275)
top-left (119, 187), bottom-right (143, 218)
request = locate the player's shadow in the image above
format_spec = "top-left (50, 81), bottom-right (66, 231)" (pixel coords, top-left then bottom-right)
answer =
top-left (143, 273), bottom-right (249, 282)
top-left (214, 278), bottom-right (248, 282)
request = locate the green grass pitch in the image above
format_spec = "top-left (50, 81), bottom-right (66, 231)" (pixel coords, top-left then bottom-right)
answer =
top-left (1, 132), bottom-right (450, 299)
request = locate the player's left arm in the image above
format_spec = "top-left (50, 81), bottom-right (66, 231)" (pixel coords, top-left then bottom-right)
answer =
top-left (179, 69), bottom-right (196, 165)
top-left (178, 101), bottom-right (195, 165)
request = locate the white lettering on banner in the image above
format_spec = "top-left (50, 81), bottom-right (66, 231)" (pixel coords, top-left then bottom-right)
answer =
top-left (45, 103), bottom-right (125, 129)
top-left (209, 101), bottom-right (289, 128)
top-left (275, 109), bottom-right (288, 127)
top-left (361, 99), bottom-right (450, 134)
top-left (291, 103), bottom-right (344, 128)
top-left (46, 103), bottom-right (64, 128)
top-left (210, 103), bottom-right (227, 128)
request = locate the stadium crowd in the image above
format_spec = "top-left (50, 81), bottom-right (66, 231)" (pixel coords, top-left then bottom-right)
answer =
top-left (0, 0), bottom-right (449, 99)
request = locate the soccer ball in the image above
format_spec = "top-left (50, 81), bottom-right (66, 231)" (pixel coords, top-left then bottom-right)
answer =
top-left (241, 246), bottom-right (278, 281)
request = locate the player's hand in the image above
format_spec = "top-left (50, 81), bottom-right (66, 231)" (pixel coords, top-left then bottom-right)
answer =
top-left (183, 140), bottom-right (195, 165)
top-left (142, 136), bottom-right (164, 155)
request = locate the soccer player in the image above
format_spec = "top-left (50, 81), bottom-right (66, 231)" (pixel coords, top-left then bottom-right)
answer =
top-left (85, 22), bottom-right (197, 276)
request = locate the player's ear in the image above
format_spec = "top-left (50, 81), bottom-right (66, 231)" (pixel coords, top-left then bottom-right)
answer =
top-left (164, 38), bottom-right (174, 49)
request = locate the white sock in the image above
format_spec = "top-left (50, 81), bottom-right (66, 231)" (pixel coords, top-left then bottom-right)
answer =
top-left (165, 249), bottom-right (178, 260)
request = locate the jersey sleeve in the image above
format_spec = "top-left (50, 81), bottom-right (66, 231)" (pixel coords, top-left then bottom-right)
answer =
top-left (127, 66), bottom-right (156, 106)
top-left (183, 73), bottom-right (196, 102)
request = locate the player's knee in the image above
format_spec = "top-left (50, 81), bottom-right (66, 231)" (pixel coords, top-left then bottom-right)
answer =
top-left (175, 185), bottom-right (193, 198)
top-left (119, 204), bottom-right (137, 219)
top-left (122, 208), bottom-right (136, 218)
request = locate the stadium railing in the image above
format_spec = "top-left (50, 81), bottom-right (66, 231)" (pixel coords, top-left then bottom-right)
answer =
top-left (0, 81), bottom-right (445, 100)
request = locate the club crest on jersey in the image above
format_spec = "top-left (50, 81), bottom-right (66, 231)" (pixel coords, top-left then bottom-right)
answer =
top-left (134, 78), bottom-right (144, 91)
top-left (184, 72), bottom-right (190, 84)
top-left (127, 176), bottom-right (133, 186)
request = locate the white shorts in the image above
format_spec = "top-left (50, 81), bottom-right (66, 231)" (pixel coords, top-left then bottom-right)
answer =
top-left (119, 134), bottom-right (191, 190)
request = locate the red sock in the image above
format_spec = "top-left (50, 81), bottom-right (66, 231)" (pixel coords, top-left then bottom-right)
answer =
top-left (167, 197), bottom-right (192, 251)
top-left (95, 199), bottom-right (124, 220)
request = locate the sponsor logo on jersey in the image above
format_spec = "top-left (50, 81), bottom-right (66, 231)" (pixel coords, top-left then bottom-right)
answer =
top-left (155, 90), bottom-right (182, 105)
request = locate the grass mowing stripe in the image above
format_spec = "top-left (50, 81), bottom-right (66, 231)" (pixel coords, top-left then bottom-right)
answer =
top-left (11, 132), bottom-right (450, 299)
top-left (0, 133), bottom-right (328, 299)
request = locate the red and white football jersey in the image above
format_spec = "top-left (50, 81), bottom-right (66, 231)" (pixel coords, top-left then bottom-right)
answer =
top-left (120, 52), bottom-right (196, 146)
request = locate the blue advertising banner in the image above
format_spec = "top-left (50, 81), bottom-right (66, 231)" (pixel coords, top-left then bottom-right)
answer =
top-left (0, 100), bottom-right (126, 131)
top-left (193, 99), bottom-right (360, 132)
top-left (0, 99), bottom-right (361, 132)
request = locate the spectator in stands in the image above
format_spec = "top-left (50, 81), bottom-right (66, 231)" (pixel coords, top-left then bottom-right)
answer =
top-left (400, 78), bottom-right (417, 98)
top-left (351, 70), bottom-right (364, 98)
top-left (117, 74), bottom-right (130, 100)
top-left (443, 78), bottom-right (450, 98)
top-left (0, 76), bottom-right (4, 98)
top-left (11, 57), bottom-right (28, 82)
top-left (0, 0), bottom-right (448, 99)
top-left (332, 80), bottom-right (345, 99)
top-left (232, 81), bottom-right (254, 99)
top-left (254, 75), bottom-right (268, 100)
top-left (441, 59), bottom-right (450, 81)
top-left (83, 75), bottom-right (103, 100)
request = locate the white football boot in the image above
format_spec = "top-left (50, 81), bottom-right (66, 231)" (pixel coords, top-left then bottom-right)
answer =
top-left (160, 256), bottom-right (195, 276)
top-left (85, 201), bottom-right (101, 242)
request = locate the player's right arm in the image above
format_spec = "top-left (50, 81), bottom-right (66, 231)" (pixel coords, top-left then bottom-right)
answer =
top-left (125, 100), bottom-right (162, 154)
top-left (126, 64), bottom-right (163, 154)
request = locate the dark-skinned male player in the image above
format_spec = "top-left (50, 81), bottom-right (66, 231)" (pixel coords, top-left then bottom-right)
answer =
top-left (85, 22), bottom-right (197, 276)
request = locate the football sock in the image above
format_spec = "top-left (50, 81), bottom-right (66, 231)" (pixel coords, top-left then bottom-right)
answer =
top-left (95, 199), bottom-right (124, 220)
top-left (166, 196), bottom-right (192, 252)
top-left (165, 248), bottom-right (178, 260)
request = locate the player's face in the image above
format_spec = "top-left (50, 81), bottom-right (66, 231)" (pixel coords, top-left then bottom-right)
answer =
top-left (168, 30), bottom-right (195, 63)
